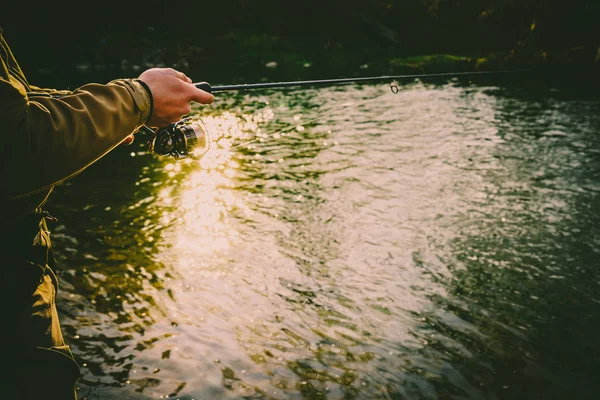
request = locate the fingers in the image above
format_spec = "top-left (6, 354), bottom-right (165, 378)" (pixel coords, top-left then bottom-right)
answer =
top-left (182, 102), bottom-right (192, 116)
top-left (140, 67), bottom-right (214, 127)
top-left (164, 68), bottom-right (214, 104)
top-left (177, 71), bottom-right (192, 84)
top-left (189, 84), bottom-right (215, 104)
top-left (169, 68), bottom-right (193, 84)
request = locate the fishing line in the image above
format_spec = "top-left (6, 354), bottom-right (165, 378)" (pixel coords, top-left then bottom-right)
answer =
top-left (196, 69), bottom-right (527, 93)
top-left (205, 69), bottom-right (527, 151)
top-left (146, 69), bottom-right (529, 158)
top-left (228, 84), bottom-right (399, 150)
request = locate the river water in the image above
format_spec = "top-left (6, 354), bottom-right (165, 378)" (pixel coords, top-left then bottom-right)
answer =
top-left (46, 77), bottom-right (600, 399)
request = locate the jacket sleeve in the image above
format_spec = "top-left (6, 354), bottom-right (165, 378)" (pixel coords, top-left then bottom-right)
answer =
top-left (2, 78), bottom-right (152, 199)
top-left (28, 85), bottom-right (73, 96)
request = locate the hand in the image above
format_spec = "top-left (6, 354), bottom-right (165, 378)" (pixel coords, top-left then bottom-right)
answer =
top-left (138, 68), bottom-right (214, 127)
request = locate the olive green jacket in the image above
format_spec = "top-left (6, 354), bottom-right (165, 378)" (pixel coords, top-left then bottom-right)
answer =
top-left (0, 28), bottom-right (152, 222)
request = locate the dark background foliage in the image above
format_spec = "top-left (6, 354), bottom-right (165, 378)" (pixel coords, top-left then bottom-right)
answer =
top-left (3, 0), bottom-right (599, 87)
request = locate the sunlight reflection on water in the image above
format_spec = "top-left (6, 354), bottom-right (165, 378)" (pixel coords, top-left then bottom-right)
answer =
top-left (52, 80), bottom-right (600, 400)
top-left (151, 109), bottom-right (277, 265)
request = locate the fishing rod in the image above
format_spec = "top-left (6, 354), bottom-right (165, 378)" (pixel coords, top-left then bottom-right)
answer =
top-left (194, 69), bottom-right (527, 93)
top-left (146, 69), bottom-right (528, 158)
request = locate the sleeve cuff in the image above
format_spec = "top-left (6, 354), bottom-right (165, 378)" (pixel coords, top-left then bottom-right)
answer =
top-left (107, 78), bottom-right (152, 126)
top-left (136, 79), bottom-right (154, 122)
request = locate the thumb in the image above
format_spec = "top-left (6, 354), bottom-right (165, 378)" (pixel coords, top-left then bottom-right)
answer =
top-left (188, 84), bottom-right (215, 105)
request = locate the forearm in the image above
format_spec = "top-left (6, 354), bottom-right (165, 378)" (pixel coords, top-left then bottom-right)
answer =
top-left (2, 79), bottom-right (151, 198)
top-left (28, 85), bottom-right (72, 97)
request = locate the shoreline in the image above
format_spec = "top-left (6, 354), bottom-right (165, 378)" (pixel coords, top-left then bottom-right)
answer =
top-left (24, 36), bottom-right (599, 91)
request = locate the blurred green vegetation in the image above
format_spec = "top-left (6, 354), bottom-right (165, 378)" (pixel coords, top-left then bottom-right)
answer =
top-left (2, 0), bottom-right (598, 87)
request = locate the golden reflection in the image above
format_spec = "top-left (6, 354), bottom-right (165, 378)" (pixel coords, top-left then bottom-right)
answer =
top-left (148, 107), bottom-right (275, 266)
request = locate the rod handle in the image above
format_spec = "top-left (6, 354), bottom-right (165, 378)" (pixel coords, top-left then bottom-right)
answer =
top-left (195, 82), bottom-right (212, 93)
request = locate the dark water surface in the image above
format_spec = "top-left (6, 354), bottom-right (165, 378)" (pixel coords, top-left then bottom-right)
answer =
top-left (46, 77), bottom-right (600, 399)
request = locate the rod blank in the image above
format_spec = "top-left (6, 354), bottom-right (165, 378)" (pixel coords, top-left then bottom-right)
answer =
top-left (194, 70), bottom-right (527, 94)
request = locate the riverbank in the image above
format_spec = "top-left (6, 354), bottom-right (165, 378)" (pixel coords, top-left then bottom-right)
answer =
top-left (20, 31), bottom-right (599, 92)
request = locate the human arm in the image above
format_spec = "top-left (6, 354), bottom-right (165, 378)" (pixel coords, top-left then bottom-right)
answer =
top-left (27, 86), bottom-right (72, 97)
top-left (0, 78), bottom-right (153, 198)
top-left (120, 68), bottom-right (215, 145)
top-left (1, 25), bottom-right (213, 199)
top-left (1, 69), bottom-right (213, 199)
